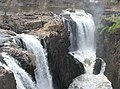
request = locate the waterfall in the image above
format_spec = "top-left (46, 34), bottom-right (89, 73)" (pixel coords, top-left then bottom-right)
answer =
top-left (20, 34), bottom-right (53, 89)
top-left (1, 52), bottom-right (36, 89)
top-left (63, 10), bottom-right (113, 89)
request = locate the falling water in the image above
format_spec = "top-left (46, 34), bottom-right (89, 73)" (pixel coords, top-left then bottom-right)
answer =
top-left (20, 34), bottom-right (53, 89)
top-left (64, 10), bottom-right (96, 73)
top-left (63, 10), bottom-right (113, 89)
top-left (1, 52), bottom-right (36, 89)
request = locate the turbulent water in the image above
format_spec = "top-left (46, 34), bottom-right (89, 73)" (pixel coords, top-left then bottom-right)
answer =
top-left (1, 53), bottom-right (35, 89)
top-left (0, 34), bottom-right (53, 89)
top-left (0, 33), bottom-right (12, 43)
top-left (63, 10), bottom-right (113, 89)
top-left (20, 34), bottom-right (53, 89)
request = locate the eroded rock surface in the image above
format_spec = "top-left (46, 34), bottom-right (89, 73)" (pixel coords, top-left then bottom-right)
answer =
top-left (97, 28), bottom-right (120, 89)
top-left (0, 65), bottom-right (16, 89)
top-left (0, 13), bottom-right (85, 89)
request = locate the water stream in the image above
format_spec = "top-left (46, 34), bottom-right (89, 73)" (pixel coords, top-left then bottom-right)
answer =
top-left (20, 34), bottom-right (53, 89)
top-left (1, 52), bottom-right (35, 89)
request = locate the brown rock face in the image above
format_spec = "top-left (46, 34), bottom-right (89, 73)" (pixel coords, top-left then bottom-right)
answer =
top-left (97, 29), bottom-right (120, 89)
top-left (42, 18), bottom-right (84, 89)
top-left (30, 16), bottom-right (85, 89)
top-left (0, 66), bottom-right (16, 89)
top-left (0, 13), bottom-right (85, 89)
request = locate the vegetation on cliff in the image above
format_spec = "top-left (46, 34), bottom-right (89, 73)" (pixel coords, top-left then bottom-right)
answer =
top-left (100, 16), bottom-right (120, 34)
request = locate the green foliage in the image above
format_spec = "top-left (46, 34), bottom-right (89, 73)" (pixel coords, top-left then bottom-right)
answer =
top-left (110, 1), bottom-right (118, 5)
top-left (101, 16), bottom-right (120, 34)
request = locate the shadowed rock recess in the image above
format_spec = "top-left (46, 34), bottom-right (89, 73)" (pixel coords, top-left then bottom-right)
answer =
top-left (97, 23), bottom-right (120, 89)
top-left (0, 12), bottom-right (84, 89)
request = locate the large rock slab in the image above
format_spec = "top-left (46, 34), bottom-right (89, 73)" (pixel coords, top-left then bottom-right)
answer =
top-left (0, 61), bottom-right (16, 89)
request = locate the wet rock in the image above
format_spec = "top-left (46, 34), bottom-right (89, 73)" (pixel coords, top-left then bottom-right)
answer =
top-left (0, 66), bottom-right (16, 89)
top-left (93, 58), bottom-right (102, 75)
top-left (36, 17), bottom-right (85, 89)
top-left (0, 29), bottom-right (16, 43)
top-left (14, 37), bottom-right (27, 49)
top-left (0, 13), bottom-right (85, 89)
top-left (0, 54), bottom-right (6, 65)
top-left (97, 28), bottom-right (120, 89)
top-left (30, 17), bottom-right (85, 89)
top-left (2, 46), bottom-right (36, 80)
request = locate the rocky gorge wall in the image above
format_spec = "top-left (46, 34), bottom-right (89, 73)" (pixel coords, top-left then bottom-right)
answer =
top-left (0, 12), bottom-right (84, 89)
top-left (97, 22), bottom-right (120, 89)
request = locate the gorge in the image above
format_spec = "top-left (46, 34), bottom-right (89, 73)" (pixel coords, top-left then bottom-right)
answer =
top-left (0, 0), bottom-right (120, 89)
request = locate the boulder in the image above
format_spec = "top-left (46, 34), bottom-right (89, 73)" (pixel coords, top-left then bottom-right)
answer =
top-left (0, 66), bottom-right (16, 89)
top-left (93, 58), bottom-right (102, 75)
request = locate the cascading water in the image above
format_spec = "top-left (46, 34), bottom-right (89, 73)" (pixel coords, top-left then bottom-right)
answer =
top-left (63, 10), bottom-right (113, 89)
top-left (20, 34), bottom-right (53, 89)
top-left (1, 52), bottom-right (36, 89)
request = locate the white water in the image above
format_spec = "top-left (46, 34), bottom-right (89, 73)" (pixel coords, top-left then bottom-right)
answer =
top-left (63, 10), bottom-right (113, 89)
top-left (1, 52), bottom-right (35, 89)
top-left (20, 34), bottom-right (53, 89)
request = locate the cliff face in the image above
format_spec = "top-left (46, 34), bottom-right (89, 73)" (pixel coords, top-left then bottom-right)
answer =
top-left (29, 14), bottom-right (85, 89)
top-left (97, 29), bottom-right (120, 89)
top-left (0, 12), bottom-right (84, 89)
top-left (104, 30), bottom-right (120, 89)
top-left (44, 18), bottom-right (85, 89)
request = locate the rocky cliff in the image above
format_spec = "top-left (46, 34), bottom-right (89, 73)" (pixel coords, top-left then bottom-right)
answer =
top-left (0, 12), bottom-right (84, 89)
top-left (97, 20), bottom-right (120, 89)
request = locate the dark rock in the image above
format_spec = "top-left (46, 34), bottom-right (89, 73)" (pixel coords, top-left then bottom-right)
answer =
top-left (30, 17), bottom-right (84, 89)
top-left (66, 8), bottom-right (75, 13)
top-left (42, 18), bottom-right (84, 89)
top-left (0, 66), bottom-right (16, 89)
top-left (93, 58), bottom-right (102, 75)
top-left (102, 19), bottom-right (116, 27)
top-left (0, 0), bottom-right (6, 3)
top-left (97, 28), bottom-right (120, 89)
top-left (14, 38), bottom-right (27, 49)
top-left (0, 54), bottom-right (6, 65)
top-left (40, 39), bottom-right (47, 49)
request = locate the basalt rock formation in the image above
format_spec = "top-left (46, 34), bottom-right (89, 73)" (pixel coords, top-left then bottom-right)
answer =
top-left (104, 30), bottom-right (120, 89)
top-left (29, 14), bottom-right (85, 89)
top-left (97, 22), bottom-right (120, 89)
top-left (0, 12), bottom-right (85, 89)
